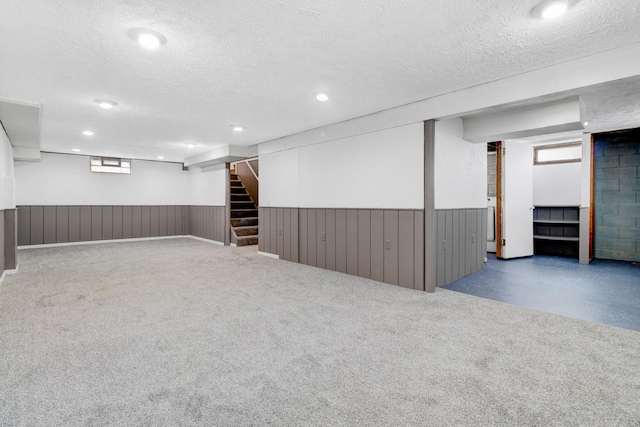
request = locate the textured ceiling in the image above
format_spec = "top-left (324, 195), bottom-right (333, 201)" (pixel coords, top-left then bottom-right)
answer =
top-left (1, 0), bottom-right (640, 161)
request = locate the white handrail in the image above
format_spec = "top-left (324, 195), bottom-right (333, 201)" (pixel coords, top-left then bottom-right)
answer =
top-left (232, 158), bottom-right (259, 182)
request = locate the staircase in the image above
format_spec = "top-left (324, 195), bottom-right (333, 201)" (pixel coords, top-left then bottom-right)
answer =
top-left (230, 173), bottom-right (259, 246)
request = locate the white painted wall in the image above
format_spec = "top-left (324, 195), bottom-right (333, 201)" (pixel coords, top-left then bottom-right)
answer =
top-left (533, 162), bottom-right (582, 206)
top-left (15, 152), bottom-right (190, 205)
top-left (260, 123), bottom-right (424, 209)
top-left (434, 119), bottom-right (487, 209)
top-left (0, 131), bottom-right (16, 209)
top-left (188, 164), bottom-right (226, 206)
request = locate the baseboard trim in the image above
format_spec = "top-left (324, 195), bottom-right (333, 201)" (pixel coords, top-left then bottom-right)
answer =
top-left (188, 236), bottom-right (225, 246)
top-left (257, 251), bottom-right (280, 259)
top-left (18, 235), bottom-right (189, 250)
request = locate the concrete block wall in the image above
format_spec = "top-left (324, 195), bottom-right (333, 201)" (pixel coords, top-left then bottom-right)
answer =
top-left (594, 130), bottom-right (640, 262)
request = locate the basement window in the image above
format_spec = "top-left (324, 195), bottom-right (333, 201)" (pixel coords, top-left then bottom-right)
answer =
top-left (90, 156), bottom-right (131, 174)
top-left (534, 142), bottom-right (582, 165)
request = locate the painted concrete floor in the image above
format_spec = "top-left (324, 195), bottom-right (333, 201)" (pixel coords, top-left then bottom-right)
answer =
top-left (443, 254), bottom-right (640, 332)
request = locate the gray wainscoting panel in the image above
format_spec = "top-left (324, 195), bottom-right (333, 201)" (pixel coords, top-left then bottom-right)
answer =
top-left (384, 210), bottom-right (399, 286)
top-left (4, 209), bottom-right (17, 270)
top-left (17, 205), bottom-right (192, 246)
top-left (357, 210), bottom-right (371, 279)
top-left (17, 206), bottom-right (30, 247)
top-left (140, 206), bottom-right (151, 238)
top-left (122, 206), bottom-right (133, 239)
top-left (258, 207), bottom-right (266, 253)
top-left (0, 212), bottom-right (4, 273)
top-left (335, 210), bottom-right (347, 274)
top-left (316, 209), bottom-right (326, 269)
top-left (276, 208), bottom-right (284, 258)
top-left (398, 210), bottom-right (414, 289)
top-left (325, 209), bottom-right (336, 271)
top-left (158, 206), bottom-right (168, 237)
top-left (102, 206), bottom-right (113, 240)
top-left (68, 206), bottom-right (80, 242)
top-left (43, 206), bottom-right (57, 244)
top-left (435, 208), bottom-right (487, 287)
top-left (414, 211), bottom-right (424, 291)
top-left (188, 206), bottom-right (226, 243)
top-left (370, 210), bottom-right (384, 283)
top-left (113, 206), bottom-right (123, 239)
top-left (91, 206), bottom-right (103, 241)
top-left (30, 206), bottom-right (44, 245)
top-left (259, 207), bottom-right (426, 291)
top-left (56, 206), bottom-right (69, 243)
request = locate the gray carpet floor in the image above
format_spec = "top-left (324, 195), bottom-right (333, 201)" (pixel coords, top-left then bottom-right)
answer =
top-left (1, 238), bottom-right (639, 426)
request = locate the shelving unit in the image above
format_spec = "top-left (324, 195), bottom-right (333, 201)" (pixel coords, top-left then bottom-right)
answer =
top-left (533, 206), bottom-right (580, 258)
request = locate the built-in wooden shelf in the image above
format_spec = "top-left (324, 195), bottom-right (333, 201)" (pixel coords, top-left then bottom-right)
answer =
top-left (533, 206), bottom-right (580, 258)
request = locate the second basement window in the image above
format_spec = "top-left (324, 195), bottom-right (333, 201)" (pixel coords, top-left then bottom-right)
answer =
top-left (534, 142), bottom-right (582, 165)
top-left (90, 157), bottom-right (131, 174)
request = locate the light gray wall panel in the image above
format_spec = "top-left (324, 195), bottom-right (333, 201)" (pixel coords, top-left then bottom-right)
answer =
top-left (307, 209), bottom-right (317, 267)
top-left (316, 209), bottom-right (326, 269)
top-left (91, 206), bottom-right (103, 241)
top-left (43, 206), bottom-right (57, 244)
top-left (122, 206), bottom-right (133, 239)
top-left (383, 210), bottom-right (399, 286)
top-left (357, 210), bottom-right (371, 279)
top-left (335, 209), bottom-right (347, 274)
top-left (158, 206), bottom-right (168, 237)
top-left (346, 210), bottom-right (359, 276)
top-left (277, 208), bottom-right (284, 258)
top-left (398, 211), bottom-right (414, 289)
top-left (466, 210), bottom-right (475, 276)
top-left (102, 206), bottom-right (113, 240)
top-left (370, 210), bottom-right (384, 283)
top-left (56, 206), bottom-right (69, 243)
top-left (180, 206), bottom-right (187, 235)
top-left (112, 206), bottom-right (123, 239)
top-left (17, 206), bottom-right (30, 246)
top-left (30, 206), bottom-right (44, 245)
top-left (414, 211), bottom-right (424, 291)
top-left (68, 206), bottom-right (80, 243)
top-left (325, 209), bottom-right (336, 271)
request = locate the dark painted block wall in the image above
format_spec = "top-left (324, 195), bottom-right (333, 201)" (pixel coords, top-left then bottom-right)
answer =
top-left (17, 205), bottom-right (191, 246)
top-left (594, 129), bottom-right (640, 262)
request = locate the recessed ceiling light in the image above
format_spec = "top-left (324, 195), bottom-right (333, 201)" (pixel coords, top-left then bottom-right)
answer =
top-left (72, 149), bottom-right (81, 152)
top-left (315, 93), bottom-right (329, 102)
top-left (185, 143), bottom-right (196, 148)
top-left (95, 99), bottom-right (117, 110)
top-left (82, 130), bottom-right (94, 136)
top-left (129, 28), bottom-right (167, 50)
top-left (157, 156), bottom-right (164, 160)
top-left (230, 125), bottom-right (245, 132)
top-left (532, 0), bottom-right (570, 19)
top-left (583, 121), bottom-right (589, 126)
